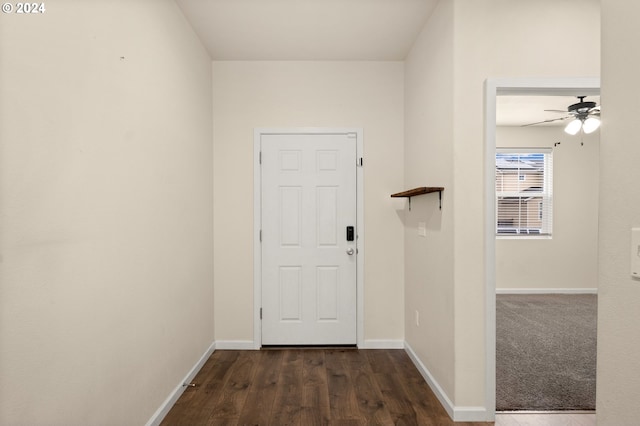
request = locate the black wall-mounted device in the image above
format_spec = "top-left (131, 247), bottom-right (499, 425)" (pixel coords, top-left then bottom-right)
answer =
top-left (346, 226), bottom-right (355, 241)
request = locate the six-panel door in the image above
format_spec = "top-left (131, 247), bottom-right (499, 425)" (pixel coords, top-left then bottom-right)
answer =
top-left (261, 133), bottom-right (357, 345)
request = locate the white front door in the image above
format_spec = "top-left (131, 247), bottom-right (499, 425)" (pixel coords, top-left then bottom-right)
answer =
top-left (261, 132), bottom-right (357, 345)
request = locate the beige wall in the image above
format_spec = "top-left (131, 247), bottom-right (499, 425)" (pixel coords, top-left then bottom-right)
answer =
top-left (496, 126), bottom-right (599, 291)
top-left (452, 0), bottom-right (600, 407)
top-left (598, 1), bottom-right (640, 423)
top-left (404, 0), bottom-right (600, 411)
top-left (0, 1), bottom-right (214, 424)
top-left (212, 61), bottom-right (405, 343)
top-left (404, 0), bottom-right (456, 399)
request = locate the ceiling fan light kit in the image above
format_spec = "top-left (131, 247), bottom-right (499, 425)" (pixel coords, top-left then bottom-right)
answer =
top-left (562, 96), bottom-right (601, 135)
top-left (582, 116), bottom-right (601, 134)
top-left (564, 118), bottom-right (583, 135)
top-left (563, 115), bottom-right (601, 135)
top-left (523, 96), bottom-right (601, 137)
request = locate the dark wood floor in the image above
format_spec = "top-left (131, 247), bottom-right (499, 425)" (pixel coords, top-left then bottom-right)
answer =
top-left (160, 349), bottom-right (492, 426)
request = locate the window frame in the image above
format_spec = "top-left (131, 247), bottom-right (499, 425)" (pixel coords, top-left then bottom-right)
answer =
top-left (495, 148), bottom-right (553, 239)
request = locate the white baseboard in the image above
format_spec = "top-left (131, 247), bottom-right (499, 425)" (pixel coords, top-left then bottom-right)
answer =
top-left (360, 339), bottom-right (404, 349)
top-left (496, 288), bottom-right (597, 295)
top-left (404, 342), bottom-right (455, 419)
top-left (146, 341), bottom-right (216, 426)
top-left (454, 406), bottom-right (489, 422)
top-left (215, 340), bottom-right (256, 350)
top-left (404, 342), bottom-right (488, 422)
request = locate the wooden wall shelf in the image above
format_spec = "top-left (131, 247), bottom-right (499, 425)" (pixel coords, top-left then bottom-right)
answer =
top-left (391, 187), bottom-right (444, 210)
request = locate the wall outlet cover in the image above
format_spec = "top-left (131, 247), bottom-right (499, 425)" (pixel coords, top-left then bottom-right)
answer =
top-left (418, 222), bottom-right (426, 237)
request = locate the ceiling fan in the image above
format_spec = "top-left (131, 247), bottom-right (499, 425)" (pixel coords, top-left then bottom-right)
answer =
top-left (522, 96), bottom-right (601, 135)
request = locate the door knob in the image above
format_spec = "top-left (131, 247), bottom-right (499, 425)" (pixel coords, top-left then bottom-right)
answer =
top-left (346, 248), bottom-right (355, 255)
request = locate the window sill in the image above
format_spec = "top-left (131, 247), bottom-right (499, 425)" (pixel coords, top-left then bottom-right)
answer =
top-left (496, 235), bottom-right (552, 240)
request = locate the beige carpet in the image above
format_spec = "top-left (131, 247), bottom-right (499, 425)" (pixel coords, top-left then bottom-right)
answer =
top-left (496, 294), bottom-right (597, 411)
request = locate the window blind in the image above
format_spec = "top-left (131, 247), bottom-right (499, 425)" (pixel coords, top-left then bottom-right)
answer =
top-left (495, 148), bottom-right (553, 237)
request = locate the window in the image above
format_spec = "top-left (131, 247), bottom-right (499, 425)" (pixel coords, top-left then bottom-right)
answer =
top-left (496, 149), bottom-right (553, 237)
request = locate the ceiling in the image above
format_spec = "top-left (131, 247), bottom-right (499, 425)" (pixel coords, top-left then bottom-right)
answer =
top-left (496, 95), bottom-right (601, 127)
top-left (174, 1), bottom-right (599, 127)
top-left (175, 0), bottom-right (439, 60)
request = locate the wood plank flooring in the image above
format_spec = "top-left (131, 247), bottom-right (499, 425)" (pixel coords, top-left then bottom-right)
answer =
top-left (160, 349), bottom-right (492, 426)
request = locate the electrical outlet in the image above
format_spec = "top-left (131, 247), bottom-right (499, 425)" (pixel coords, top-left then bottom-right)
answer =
top-left (418, 222), bottom-right (426, 237)
top-left (415, 310), bottom-right (420, 326)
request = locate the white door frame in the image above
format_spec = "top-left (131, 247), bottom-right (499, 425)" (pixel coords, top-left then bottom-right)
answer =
top-left (483, 77), bottom-right (600, 419)
top-left (253, 127), bottom-right (364, 349)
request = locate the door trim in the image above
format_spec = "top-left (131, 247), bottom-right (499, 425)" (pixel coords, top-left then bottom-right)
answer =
top-left (253, 127), bottom-right (364, 349)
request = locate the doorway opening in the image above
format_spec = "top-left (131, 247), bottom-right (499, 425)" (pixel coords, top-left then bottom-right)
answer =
top-left (484, 78), bottom-right (600, 419)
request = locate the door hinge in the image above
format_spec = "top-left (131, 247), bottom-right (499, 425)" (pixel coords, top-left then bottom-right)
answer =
top-left (259, 151), bottom-right (262, 164)
top-left (260, 229), bottom-right (262, 242)
top-left (260, 308), bottom-right (262, 319)
top-left (358, 157), bottom-right (363, 167)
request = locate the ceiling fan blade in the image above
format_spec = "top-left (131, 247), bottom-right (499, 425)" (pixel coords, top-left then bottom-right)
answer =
top-left (520, 116), bottom-right (570, 127)
top-left (543, 109), bottom-right (569, 113)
